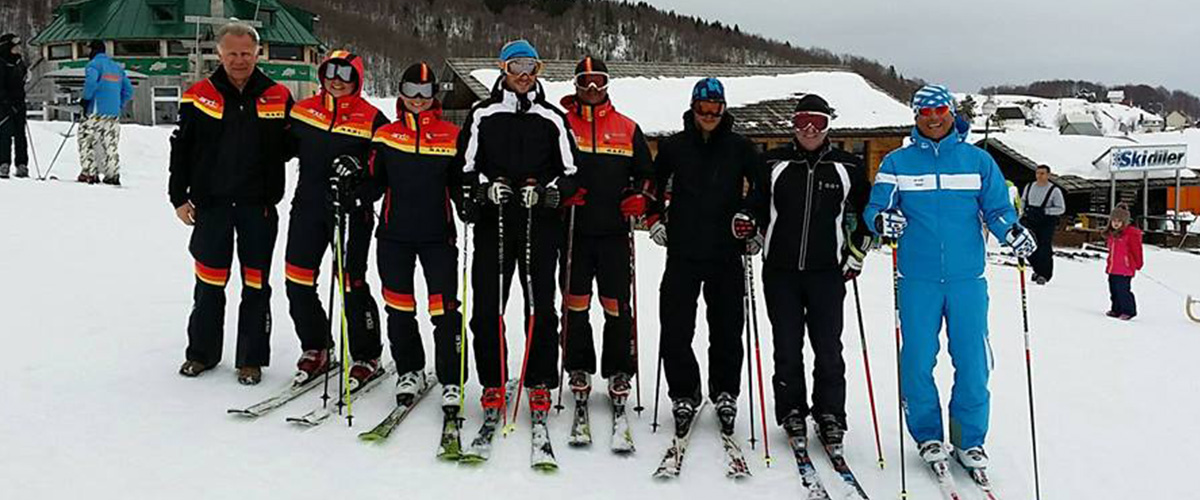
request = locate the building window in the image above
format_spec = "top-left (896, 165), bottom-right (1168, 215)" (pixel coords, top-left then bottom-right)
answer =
top-left (166, 40), bottom-right (189, 56)
top-left (270, 45), bottom-right (304, 61)
top-left (257, 9), bottom-right (275, 27)
top-left (48, 44), bottom-right (74, 61)
top-left (152, 86), bottom-right (181, 126)
top-left (114, 41), bottom-right (161, 57)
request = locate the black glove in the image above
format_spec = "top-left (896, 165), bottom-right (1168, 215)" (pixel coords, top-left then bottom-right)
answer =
top-left (332, 155), bottom-right (363, 180)
top-left (457, 183), bottom-right (482, 224)
top-left (731, 211), bottom-right (757, 240)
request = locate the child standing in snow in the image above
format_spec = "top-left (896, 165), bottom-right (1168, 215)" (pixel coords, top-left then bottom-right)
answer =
top-left (1105, 204), bottom-right (1143, 320)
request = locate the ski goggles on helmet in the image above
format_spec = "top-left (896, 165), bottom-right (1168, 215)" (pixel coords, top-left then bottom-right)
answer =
top-left (401, 82), bottom-right (435, 99)
top-left (917, 105), bottom-right (952, 117)
top-left (692, 101), bottom-right (725, 118)
top-left (574, 72), bottom-right (610, 91)
top-left (504, 58), bottom-right (542, 77)
top-left (322, 61), bottom-right (356, 83)
top-left (792, 112), bottom-right (832, 133)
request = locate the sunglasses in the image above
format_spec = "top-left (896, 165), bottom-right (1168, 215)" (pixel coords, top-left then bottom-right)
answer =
top-left (323, 62), bottom-right (356, 83)
top-left (692, 101), bottom-right (725, 118)
top-left (504, 58), bottom-right (542, 77)
top-left (575, 72), bottom-right (610, 91)
top-left (401, 82), bottom-right (435, 99)
top-left (792, 112), bottom-right (831, 133)
top-left (917, 105), bottom-right (952, 117)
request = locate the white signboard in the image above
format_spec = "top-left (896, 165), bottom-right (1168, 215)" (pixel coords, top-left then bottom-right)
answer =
top-left (1107, 144), bottom-right (1188, 172)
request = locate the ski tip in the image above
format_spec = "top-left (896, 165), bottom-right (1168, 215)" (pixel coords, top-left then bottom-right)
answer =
top-left (357, 433), bottom-right (382, 442)
top-left (226, 409), bottom-right (253, 417)
top-left (532, 463), bottom-right (559, 473)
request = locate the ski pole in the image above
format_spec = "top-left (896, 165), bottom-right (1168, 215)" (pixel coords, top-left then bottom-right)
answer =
top-left (650, 352), bottom-right (664, 433)
top-left (25, 119), bottom-right (42, 180)
top-left (43, 117), bottom-right (77, 181)
top-left (1017, 259), bottom-right (1042, 500)
top-left (333, 187), bottom-right (354, 426)
top-left (458, 223), bottom-right (471, 416)
top-left (629, 218), bottom-right (645, 415)
top-left (553, 205), bottom-right (577, 413)
top-left (321, 243), bottom-right (337, 409)
top-left (889, 241), bottom-right (909, 499)
top-left (744, 254), bottom-right (772, 467)
top-left (506, 202), bottom-right (538, 433)
top-left (497, 197), bottom-right (509, 430)
top-left (852, 277), bottom-right (886, 469)
top-left (742, 255), bottom-right (758, 449)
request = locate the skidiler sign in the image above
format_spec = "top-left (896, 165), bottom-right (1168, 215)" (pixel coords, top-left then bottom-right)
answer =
top-left (1103, 144), bottom-right (1189, 172)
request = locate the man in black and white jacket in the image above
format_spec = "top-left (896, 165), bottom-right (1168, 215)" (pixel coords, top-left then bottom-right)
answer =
top-left (754, 94), bottom-right (873, 447)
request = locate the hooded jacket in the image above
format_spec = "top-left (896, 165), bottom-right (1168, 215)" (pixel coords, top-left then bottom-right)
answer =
top-left (82, 53), bottom-right (134, 118)
top-left (653, 110), bottom-right (763, 261)
top-left (168, 66), bottom-right (293, 208)
top-left (287, 51), bottom-right (388, 207)
top-left (864, 126), bottom-right (1019, 282)
top-left (0, 39), bottom-right (27, 109)
top-left (560, 95), bottom-right (654, 236)
top-left (1106, 225), bottom-right (1144, 277)
top-left (364, 100), bottom-right (462, 244)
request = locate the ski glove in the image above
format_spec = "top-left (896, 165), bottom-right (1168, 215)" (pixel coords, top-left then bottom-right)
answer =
top-left (520, 181), bottom-right (544, 209)
top-left (841, 239), bottom-right (868, 281)
top-left (619, 188), bottom-right (650, 218)
top-left (745, 232), bottom-right (764, 256)
top-left (332, 155), bottom-right (362, 180)
top-left (1006, 224), bottom-right (1038, 258)
top-left (561, 187), bottom-right (587, 208)
top-left (874, 210), bottom-right (907, 239)
top-left (486, 178), bottom-right (514, 205)
top-left (731, 211), bottom-right (757, 240)
top-left (457, 183), bottom-right (482, 224)
top-left (648, 215), bottom-right (668, 247)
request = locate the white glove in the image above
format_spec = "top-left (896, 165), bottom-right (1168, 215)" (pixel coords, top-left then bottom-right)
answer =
top-left (332, 155), bottom-right (361, 179)
top-left (487, 180), bottom-right (513, 205)
top-left (1006, 224), bottom-right (1037, 258)
top-left (519, 183), bottom-right (541, 208)
top-left (875, 210), bottom-right (907, 239)
top-left (649, 220), bottom-right (668, 247)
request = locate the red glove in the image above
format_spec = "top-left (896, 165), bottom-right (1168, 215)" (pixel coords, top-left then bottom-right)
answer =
top-left (620, 191), bottom-right (648, 218)
top-left (563, 187), bottom-right (588, 207)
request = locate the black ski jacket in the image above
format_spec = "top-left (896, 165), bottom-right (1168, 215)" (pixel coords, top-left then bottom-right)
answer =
top-left (169, 67), bottom-right (293, 208)
top-left (653, 110), bottom-right (763, 261)
top-left (757, 141), bottom-right (872, 272)
top-left (560, 95), bottom-right (654, 237)
top-left (0, 50), bottom-right (27, 112)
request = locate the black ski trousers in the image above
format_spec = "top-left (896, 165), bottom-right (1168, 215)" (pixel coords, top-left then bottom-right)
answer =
top-left (378, 239), bottom-right (463, 385)
top-left (764, 267), bottom-right (847, 425)
top-left (283, 204), bottom-right (381, 362)
top-left (186, 201), bottom-right (278, 368)
top-left (1026, 213), bottom-right (1058, 281)
top-left (659, 255), bottom-right (744, 403)
top-left (1108, 274), bottom-right (1137, 317)
top-left (470, 207), bottom-right (561, 389)
top-left (0, 104), bottom-right (28, 167)
top-left (562, 233), bottom-right (635, 379)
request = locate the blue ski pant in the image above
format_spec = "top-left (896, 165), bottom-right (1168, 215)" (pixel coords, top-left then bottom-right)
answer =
top-left (899, 277), bottom-right (992, 449)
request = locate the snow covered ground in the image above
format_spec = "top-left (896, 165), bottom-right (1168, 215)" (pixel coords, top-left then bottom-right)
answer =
top-left (3, 122), bottom-right (1200, 499)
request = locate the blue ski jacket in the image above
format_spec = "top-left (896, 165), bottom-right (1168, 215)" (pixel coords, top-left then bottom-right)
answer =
top-left (82, 53), bottom-right (134, 118)
top-left (864, 126), bottom-right (1019, 282)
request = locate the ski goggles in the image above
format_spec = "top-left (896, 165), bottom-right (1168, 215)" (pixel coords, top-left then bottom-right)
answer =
top-left (692, 101), bottom-right (725, 118)
top-left (574, 72), bottom-right (610, 91)
top-left (916, 105), bottom-right (952, 117)
top-left (322, 61), bottom-right (356, 83)
top-left (400, 81), bottom-right (435, 99)
top-left (792, 112), bottom-right (832, 133)
top-left (504, 58), bottom-right (542, 77)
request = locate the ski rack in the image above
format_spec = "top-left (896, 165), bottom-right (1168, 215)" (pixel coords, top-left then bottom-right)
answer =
top-left (1188, 296), bottom-right (1200, 323)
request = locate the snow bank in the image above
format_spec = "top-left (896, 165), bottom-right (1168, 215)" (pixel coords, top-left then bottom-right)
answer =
top-left (989, 128), bottom-right (1198, 180)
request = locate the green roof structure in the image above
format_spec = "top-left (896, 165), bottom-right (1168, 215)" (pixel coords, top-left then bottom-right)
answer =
top-left (30, 0), bottom-right (319, 47)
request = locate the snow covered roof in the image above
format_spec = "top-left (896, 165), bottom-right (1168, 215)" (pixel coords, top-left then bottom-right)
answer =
top-left (446, 59), bottom-right (913, 137)
top-left (960, 94), bottom-right (1162, 136)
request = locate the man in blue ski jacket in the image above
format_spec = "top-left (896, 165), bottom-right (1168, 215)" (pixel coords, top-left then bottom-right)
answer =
top-left (78, 40), bottom-right (134, 185)
top-left (864, 85), bottom-right (1036, 471)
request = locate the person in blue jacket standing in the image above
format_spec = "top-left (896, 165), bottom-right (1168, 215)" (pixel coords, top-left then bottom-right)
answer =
top-left (864, 85), bottom-right (1036, 472)
top-left (78, 40), bottom-right (134, 185)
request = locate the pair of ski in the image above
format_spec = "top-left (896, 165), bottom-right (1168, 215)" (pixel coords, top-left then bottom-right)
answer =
top-left (651, 402), bottom-right (752, 480)
top-left (453, 380), bottom-right (558, 471)
top-left (567, 394), bottom-right (636, 454)
top-left (226, 362), bottom-right (397, 427)
top-left (926, 454), bottom-right (1000, 500)
top-left (786, 423), bottom-right (869, 500)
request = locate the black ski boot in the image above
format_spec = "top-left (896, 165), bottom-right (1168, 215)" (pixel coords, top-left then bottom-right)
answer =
top-left (671, 397), bottom-right (700, 438)
top-left (782, 410), bottom-right (807, 440)
top-left (713, 392), bottom-right (737, 435)
top-left (814, 413), bottom-right (846, 446)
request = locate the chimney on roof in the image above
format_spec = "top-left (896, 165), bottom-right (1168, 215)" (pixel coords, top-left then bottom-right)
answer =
top-left (211, 0), bottom-right (224, 19)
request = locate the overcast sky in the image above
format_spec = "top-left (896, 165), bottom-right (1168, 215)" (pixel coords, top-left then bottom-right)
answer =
top-left (638, 0), bottom-right (1199, 95)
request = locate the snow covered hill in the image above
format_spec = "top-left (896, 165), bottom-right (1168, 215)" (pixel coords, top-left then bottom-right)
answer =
top-left (2, 122), bottom-right (1199, 499)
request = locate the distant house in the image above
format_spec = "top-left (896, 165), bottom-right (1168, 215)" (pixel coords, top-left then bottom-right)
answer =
top-left (1060, 113), bottom-right (1103, 136)
top-left (1107, 90), bottom-right (1126, 104)
top-left (1139, 114), bottom-right (1166, 133)
top-left (28, 0), bottom-right (322, 125)
top-left (1167, 111), bottom-right (1192, 130)
top-left (441, 58), bottom-right (914, 176)
top-left (994, 106), bottom-right (1029, 128)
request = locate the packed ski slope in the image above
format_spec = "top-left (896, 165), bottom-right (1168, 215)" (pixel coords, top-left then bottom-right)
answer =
top-left (2, 121), bottom-right (1199, 499)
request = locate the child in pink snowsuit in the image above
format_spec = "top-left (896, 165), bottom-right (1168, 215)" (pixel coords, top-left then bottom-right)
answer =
top-left (1104, 204), bottom-right (1143, 320)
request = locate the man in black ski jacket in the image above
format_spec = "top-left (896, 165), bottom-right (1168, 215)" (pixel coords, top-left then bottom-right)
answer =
top-left (0, 33), bottom-right (29, 179)
top-left (650, 77), bottom-right (763, 436)
top-left (559, 55), bottom-right (655, 418)
top-left (169, 22), bottom-right (293, 385)
top-left (755, 94), bottom-right (873, 446)
top-left (456, 40), bottom-right (579, 422)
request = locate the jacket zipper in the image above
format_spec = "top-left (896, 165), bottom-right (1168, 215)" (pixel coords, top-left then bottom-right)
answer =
top-left (797, 150), bottom-right (829, 270)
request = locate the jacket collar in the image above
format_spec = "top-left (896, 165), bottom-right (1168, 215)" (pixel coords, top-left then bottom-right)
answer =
top-left (561, 95), bottom-right (615, 122)
top-left (210, 66), bottom-right (273, 98)
top-left (490, 75), bottom-right (543, 113)
top-left (910, 125), bottom-right (964, 156)
top-left (399, 100), bottom-right (444, 130)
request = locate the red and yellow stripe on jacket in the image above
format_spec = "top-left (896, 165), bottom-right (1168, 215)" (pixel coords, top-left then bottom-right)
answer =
top-left (372, 106), bottom-right (460, 157)
top-left (181, 78), bottom-right (291, 121)
top-left (289, 93), bottom-right (378, 139)
top-left (561, 97), bottom-right (637, 157)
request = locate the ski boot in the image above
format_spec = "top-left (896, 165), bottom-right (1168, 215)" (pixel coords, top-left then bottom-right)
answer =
top-left (608, 372), bottom-right (631, 408)
top-left (919, 440), bottom-right (950, 464)
top-left (178, 360), bottom-right (212, 378)
top-left (0, 164), bottom-right (8, 179)
top-left (713, 392), bottom-right (737, 435)
top-left (782, 410), bottom-right (807, 441)
top-left (14, 165), bottom-right (28, 178)
top-left (671, 397), bottom-right (700, 438)
top-left (391, 368), bottom-right (427, 405)
top-left (294, 349), bottom-right (332, 385)
top-left (954, 446), bottom-right (989, 469)
top-left (102, 175), bottom-right (121, 186)
top-left (237, 366), bottom-right (262, 386)
top-left (569, 370), bottom-right (591, 403)
top-left (814, 413), bottom-right (846, 446)
top-left (441, 384), bottom-right (462, 411)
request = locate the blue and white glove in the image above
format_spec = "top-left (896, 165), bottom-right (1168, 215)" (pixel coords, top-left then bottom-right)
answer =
top-left (874, 210), bottom-right (907, 239)
top-left (1006, 224), bottom-right (1037, 258)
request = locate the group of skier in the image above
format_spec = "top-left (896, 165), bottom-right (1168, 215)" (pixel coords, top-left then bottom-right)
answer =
top-left (169, 24), bottom-right (1042, 491)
